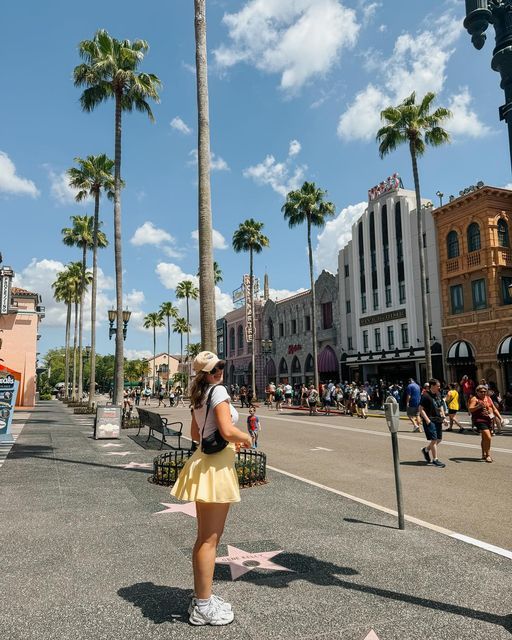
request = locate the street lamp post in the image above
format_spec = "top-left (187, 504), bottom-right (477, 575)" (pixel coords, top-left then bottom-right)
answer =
top-left (108, 307), bottom-right (131, 403)
top-left (261, 339), bottom-right (273, 402)
top-left (464, 0), bottom-right (512, 172)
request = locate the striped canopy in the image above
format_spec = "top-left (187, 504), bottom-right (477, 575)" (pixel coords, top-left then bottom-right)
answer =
top-left (497, 335), bottom-right (512, 363)
top-left (446, 340), bottom-right (475, 365)
top-left (318, 346), bottom-right (338, 373)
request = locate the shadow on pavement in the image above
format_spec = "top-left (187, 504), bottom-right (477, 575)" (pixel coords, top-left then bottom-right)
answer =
top-left (399, 461), bottom-right (428, 467)
top-left (117, 582), bottom-right (191, 625)
top-left (449, 457), bottom-right (485, 464)
top-left (6, 451), bottom-right (153, 474)
top-left (8, 445), bottom-right (55, 458)
top-left (343, 517), bottom-right (397, 530)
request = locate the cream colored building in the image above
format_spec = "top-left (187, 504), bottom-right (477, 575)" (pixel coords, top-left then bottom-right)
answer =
top-left (143, 352), bottom-right (180, 390)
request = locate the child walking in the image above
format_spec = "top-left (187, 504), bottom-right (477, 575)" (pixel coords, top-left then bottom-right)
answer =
top-left (247, 407), bottom-right (261, 448)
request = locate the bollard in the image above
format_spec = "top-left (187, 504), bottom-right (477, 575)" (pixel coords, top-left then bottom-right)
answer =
top-left (384, 395), bottom-right (405, 530)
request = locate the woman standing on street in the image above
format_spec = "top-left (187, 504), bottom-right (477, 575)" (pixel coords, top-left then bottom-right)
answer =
top-left (468, 385), bottom-right (503, 463)
top-left (171, 352), bottom-right (252, 626)
top-left (445, 383), bottom-right (464, 433)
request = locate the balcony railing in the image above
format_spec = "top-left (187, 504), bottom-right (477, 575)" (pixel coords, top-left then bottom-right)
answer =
top-left (446, 258), bottom-right (460, 273)
top-left (467, 251), bottom-right (481, 268)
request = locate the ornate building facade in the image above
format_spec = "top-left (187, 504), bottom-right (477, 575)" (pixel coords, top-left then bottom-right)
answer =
top-left (433, 185), bottom-right (512, 392)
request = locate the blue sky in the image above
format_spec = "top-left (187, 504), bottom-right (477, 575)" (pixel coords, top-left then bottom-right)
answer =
top-left (2, 0), bottom-right (509, 361)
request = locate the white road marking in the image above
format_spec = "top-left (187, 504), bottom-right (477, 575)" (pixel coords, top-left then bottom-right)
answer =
top-left (310, 446), bottom-right (334, 451)
top-left (266, 464), bottom-right (512, 560)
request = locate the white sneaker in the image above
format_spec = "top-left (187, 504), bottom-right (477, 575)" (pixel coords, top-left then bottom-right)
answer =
top-left (189, 599), bottom-right (234, 626)
top-left (188, 594), bottom-right (232, 615)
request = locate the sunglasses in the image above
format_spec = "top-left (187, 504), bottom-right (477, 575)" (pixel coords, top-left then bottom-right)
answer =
top-left (210, 362), bottom-right (225, 374)
top-left (476, 388), bottom-right (486, 393)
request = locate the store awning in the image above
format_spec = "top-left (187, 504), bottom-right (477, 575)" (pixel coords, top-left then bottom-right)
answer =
top-left (446, 340), bottom-right (475, 365)
top-left (318, 347), bottom-right (337, 373)
top-left (497, 335), bottom-right (512, 363)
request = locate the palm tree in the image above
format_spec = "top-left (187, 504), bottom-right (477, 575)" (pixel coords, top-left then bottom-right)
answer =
top-left (52, 263), bottom-right (82, 399)
top-left (143, 312), bottom-right (165, 394)
top-left (173, 317), bottom-right (191, 368)
top-left (377, 92), bottom-right (451, 380)
top-left (176, 281), bottom-right (199, 358)
top-left (232, 219), bottom-right (269, 398)
top-left (186, 342), bottom-right (202, 359)
top-left (197, 260), bottom-right (222, 285)
top-left (68, 154), bottom-right (113, 407)
top-left (282, 182), bottom-right (335, 390)
top-left (160, 301), bottom-right (179, 390)
top-left (74, 29), bottom-right (161, 404)
top-left (62, 216), bottom-right (105, 400)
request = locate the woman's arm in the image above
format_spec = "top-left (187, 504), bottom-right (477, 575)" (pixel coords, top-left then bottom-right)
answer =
top-left (468, 396), bottom-right (482, 414)
top-left (191, 412), bottom-right (200, 442)
top-left (214, 401), bottom-right (252, 447)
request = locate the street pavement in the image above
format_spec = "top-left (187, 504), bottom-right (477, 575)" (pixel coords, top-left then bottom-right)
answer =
top-left (0, 399), bottom-right (511, 639)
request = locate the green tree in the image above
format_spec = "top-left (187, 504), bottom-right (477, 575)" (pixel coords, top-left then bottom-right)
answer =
top-left (160, 301), bottom-right (179, 390)
top-left (186, 342), bottom-right (202, 358)
top-left (232, 219), bottom-right (269, 398)
top-left (197, 260), bottom-right (222, 285)
top-left (282, 182), bottom-right (335, 390)
top-left (68, 154), bottom-right (113, 407)
top-left (194, 0), bottom-right (216, 351)
top-left (173, 317), bottom-right (190, 368)
top-left (377, 91), bottom-right (451, 379)
top-left (175, 281), bottom-right (199, 358)
top-left (74, 29), bottom-right (161, 403)
top-left (125, 359), bottom-right (149, 383)
top-left (143, 312), bottom-right (165, 394)
top-left (95, 354), bottom-right (115, 393)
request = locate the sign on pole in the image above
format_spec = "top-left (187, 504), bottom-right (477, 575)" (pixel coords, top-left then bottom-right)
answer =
top-left (0, 368), bottom-right (19, 443)
top-left (244, 275), bottom-right (253, 343)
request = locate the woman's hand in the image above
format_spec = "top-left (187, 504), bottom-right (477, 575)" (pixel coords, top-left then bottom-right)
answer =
top-left (236, 434), bottom-right (253, 451)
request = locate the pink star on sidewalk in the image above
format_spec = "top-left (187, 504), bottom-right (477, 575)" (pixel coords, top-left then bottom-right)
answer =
top-left (118, 462), bottom-right (153, 469)
top-left (215, 545), bottom-right (292, 580)
top-left (101, 443), bottom-right (122, 448)
top-left (105, 451), bottom-right (132, 456)
top-left (363, 631), bottom-right (380, 640)
top-left (154, 502), bottom-right (197, 517)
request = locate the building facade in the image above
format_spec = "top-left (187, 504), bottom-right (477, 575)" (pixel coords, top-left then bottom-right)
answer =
top-left (432, 185), bottom-right (512, 392)
top-left (224, 300), bottom-right (264, 393)
top-left (143, 352), bottom-right (180, 391)
top-left (338, 182), bottom-right (443, 383)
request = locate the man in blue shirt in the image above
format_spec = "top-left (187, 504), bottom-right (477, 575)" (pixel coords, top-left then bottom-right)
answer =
top-left (405, 377), bottom-right (422, 432)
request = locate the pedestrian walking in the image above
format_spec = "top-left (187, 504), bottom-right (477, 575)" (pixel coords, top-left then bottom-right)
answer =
top-left (419, 379), bottom-right (446, 468)
top-left (143, 386), bottom-right (151, 406)
top-left (445, 383), bottom-right (464, 433)
top-left (468, 385), bottom-right (503, 462)
top-left (134, 386), bottom-right (141, 406)
top-left (322, 383), bottom-right (332, 415)
top-left (284, 382), bottom-right (293, 406)
top-left (174, 385), bottom-right (185, 407)
top-left (247, 406), bottom-right (261, 448)
top-left (356, 385), bottom-right (369, 419)
top-left (239, 385), bottom-right (248, 408)
top-left (460, 375), bottom-right (475, 412)
top-left (405, 378), bottom-right (422, 432)
top-left (171, 351), bottom-right (252, 626)
top-left (157, 388), bottom-right (167, 407)
top-left (307, 385), bottom-right (319, 415)
top-left (274, 384), bottom-right (284, 412)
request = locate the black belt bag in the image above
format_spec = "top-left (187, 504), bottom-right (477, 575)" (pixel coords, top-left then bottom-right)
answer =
top-left (201, 385), bottom-right (229, 455)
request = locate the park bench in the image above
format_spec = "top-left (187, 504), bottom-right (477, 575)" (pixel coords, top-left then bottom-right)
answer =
top-left (136, 408), bottom-right (183, 450)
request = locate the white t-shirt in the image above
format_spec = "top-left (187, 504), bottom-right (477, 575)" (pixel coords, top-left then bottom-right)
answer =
top-left (194, 385), bottom-right (239, 441)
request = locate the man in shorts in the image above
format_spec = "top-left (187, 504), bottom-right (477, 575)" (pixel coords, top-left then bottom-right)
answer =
top-left (419, 378), bottom-right (446, 468)
top-left (405, 377), bottom-right (422, 432)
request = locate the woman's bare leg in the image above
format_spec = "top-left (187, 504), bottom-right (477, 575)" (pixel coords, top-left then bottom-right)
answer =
top-left (192, 502), bottom-right (230, 600)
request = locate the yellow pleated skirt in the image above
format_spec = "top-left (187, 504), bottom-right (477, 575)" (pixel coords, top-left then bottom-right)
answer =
top-left (170, 443), bottom-right (240, 503)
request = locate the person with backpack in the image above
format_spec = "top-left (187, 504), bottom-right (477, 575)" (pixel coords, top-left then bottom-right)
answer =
top-left (322, 383), bottom-right (332, 415)
top-left (356, 385), bottom-right (369, 419)
top-left (274, 384), bottom-right (284, 412)
top-left (307, 385), bottom-right (319, 415)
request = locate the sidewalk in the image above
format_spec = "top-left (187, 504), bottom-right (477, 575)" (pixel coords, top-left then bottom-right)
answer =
top-left (0, 400), bottom-right (510, 640)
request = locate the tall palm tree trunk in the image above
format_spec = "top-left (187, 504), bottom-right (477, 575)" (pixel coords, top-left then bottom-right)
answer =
top-left (186, 297), bottom-right (190, 357)
top-left (72, 301), bottom-right (78, 400)
top-left (113, 93), bottom-right (124, 404)
top-left (64, 302), bottom-right (71, 399)
top-left (410, 142), bottom-right (432, 380)
top-left (88, 191), bottom-right (100, 407)
top-left (195, 0), bottom-right (216, 351)
top-left (78, 244), bottom-right (86, 400)
top-left (249, 248), bottom-right (256, 398)
top-left (152, 327), bottom-right (157, 395)
top-left (308, 217), bottom-right (320, 390)
top-left (167, 318), bottom-right (171, 392)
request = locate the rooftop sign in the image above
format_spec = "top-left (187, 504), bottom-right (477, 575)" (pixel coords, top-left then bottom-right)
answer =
top-left (368, 173), bottom-right (403, 201)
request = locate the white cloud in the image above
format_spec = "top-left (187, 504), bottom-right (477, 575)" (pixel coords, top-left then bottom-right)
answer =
top-left (125, 349), bottom-right (153, 360)
top-left (130, 221), bottom-right (175, 247)
top-left (361, 1), bottom-right (381, 23)
top-left (268, 287), bottom-right (308, 301)
top-left (214, 0), bottom-right (360, 92)
top-left (162, 246), bottom-right (186, 259)
top-left (0, 151), bottom-right (39, 198)
top-left (447, 88), bottom-right (492, 138)
top-left (188, 149), bottom-right (230, 171)
top-left (155, 263), bottom-right (199, 291)
top-left (314, 201), bottom-right (367, 272)
top-left (191, 229), bottom-right (228, 250)
top-left (337, 84), bottom-right (386, 141)
top-left (46, 168), bottom-right (87, 205)
top-left (244, 139), bottom-right (307, 197)
top-left (170, 116), bottom-right (192, 135)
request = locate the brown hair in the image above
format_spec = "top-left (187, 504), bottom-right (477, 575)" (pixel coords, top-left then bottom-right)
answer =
top-left (190, 371), bottom-right (211, 409)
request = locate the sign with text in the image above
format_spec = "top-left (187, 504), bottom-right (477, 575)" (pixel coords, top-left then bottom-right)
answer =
top-left (360, 308), bottom-right (406, 327)
top-left (244, 275), bottom-right (253, 343)
top-left (94, 405), bottom-right (121, 439)
top-left (0, 368), bottom-right (19, 440)
top-left (0, 267), bottom-right (14, 315)
top-left (288, 344), bottom-right (302, 355)
top-left (368, 173), bottom-right (403, 201)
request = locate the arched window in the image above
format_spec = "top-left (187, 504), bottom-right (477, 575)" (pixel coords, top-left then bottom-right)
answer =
top-left (498, 218), bottom-right (510, 247)
top-left (278, 358), bottom-right (288, 374)
top-left (447, 230), bottom-right (459, 258)
top-left (304, 354), bottom-right (314, 372)
top-left (229, 327), bottom-right (235, 353)
top-left (268, 318), bottom-right (274, 340)
top-left (237, 325), bottom-right (244, 350)
top-left (467, 222), bottom-right (481, 252)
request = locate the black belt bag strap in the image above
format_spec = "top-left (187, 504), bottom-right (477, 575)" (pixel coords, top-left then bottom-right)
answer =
top-left (201, 385), bottom-right (229, 455)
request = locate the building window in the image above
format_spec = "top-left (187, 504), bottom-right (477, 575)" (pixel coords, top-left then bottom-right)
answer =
top-left (472, 278), bottom-right (487, 310)
top-left (401, 323), bottom-right (409, 348)
top-left (399, 282), bottom-right (406, 304)
top-left (291, 319), bottom-right (297, 334)
top-left (387, 326), bottom-right (395, 350)
top-left (322, 302), bottom-right (333, 329)
top-left (346, 300), bottom-right (351, 314)
top-left (348, 337), bottom-right (353, 350)
top-left (344, 264), bottom-right (349, 277)
top-left (374, 328), bottom-right (381, 351)
top-left (361, 293), bottom-right (367, 313)
top-left (385, 285), bottom-right (392, 307)
top-left (447, 230), bottom-right (459, 258)
top-left (237, 325), bottom-right (244, 349)
top-left (229, 327), bottom-right (235, 353)
top-left (450, 284), bottom-right (464, 314)
top-left (498, 219), bottom-right (510, 247)
top-left (373, 290), bottom-right (379, 309)
top-left (501, 276), bottom-right (512, 304)
top-left (363, 330), bottom-right (369, 352)
top-left (467, 222), bottom-right (481, 252)
top-left (305, 315), bottom-right (311, 331)
top-left (279, 322), bottom-right (284, 337)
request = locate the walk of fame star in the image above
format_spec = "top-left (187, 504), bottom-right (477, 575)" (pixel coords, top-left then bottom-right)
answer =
top-left (105, 451), bottom-right (132, 456)
top-left (154, 502), bottom-right (197, 517)
top-left (101, 443), bottom-right (122, 448)
top-left (363, 631), bottom-right (380, 640)
top-left (215, 545), bottom-right (292, 580)
top-left (117, 462), bottom-right (153, 469)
